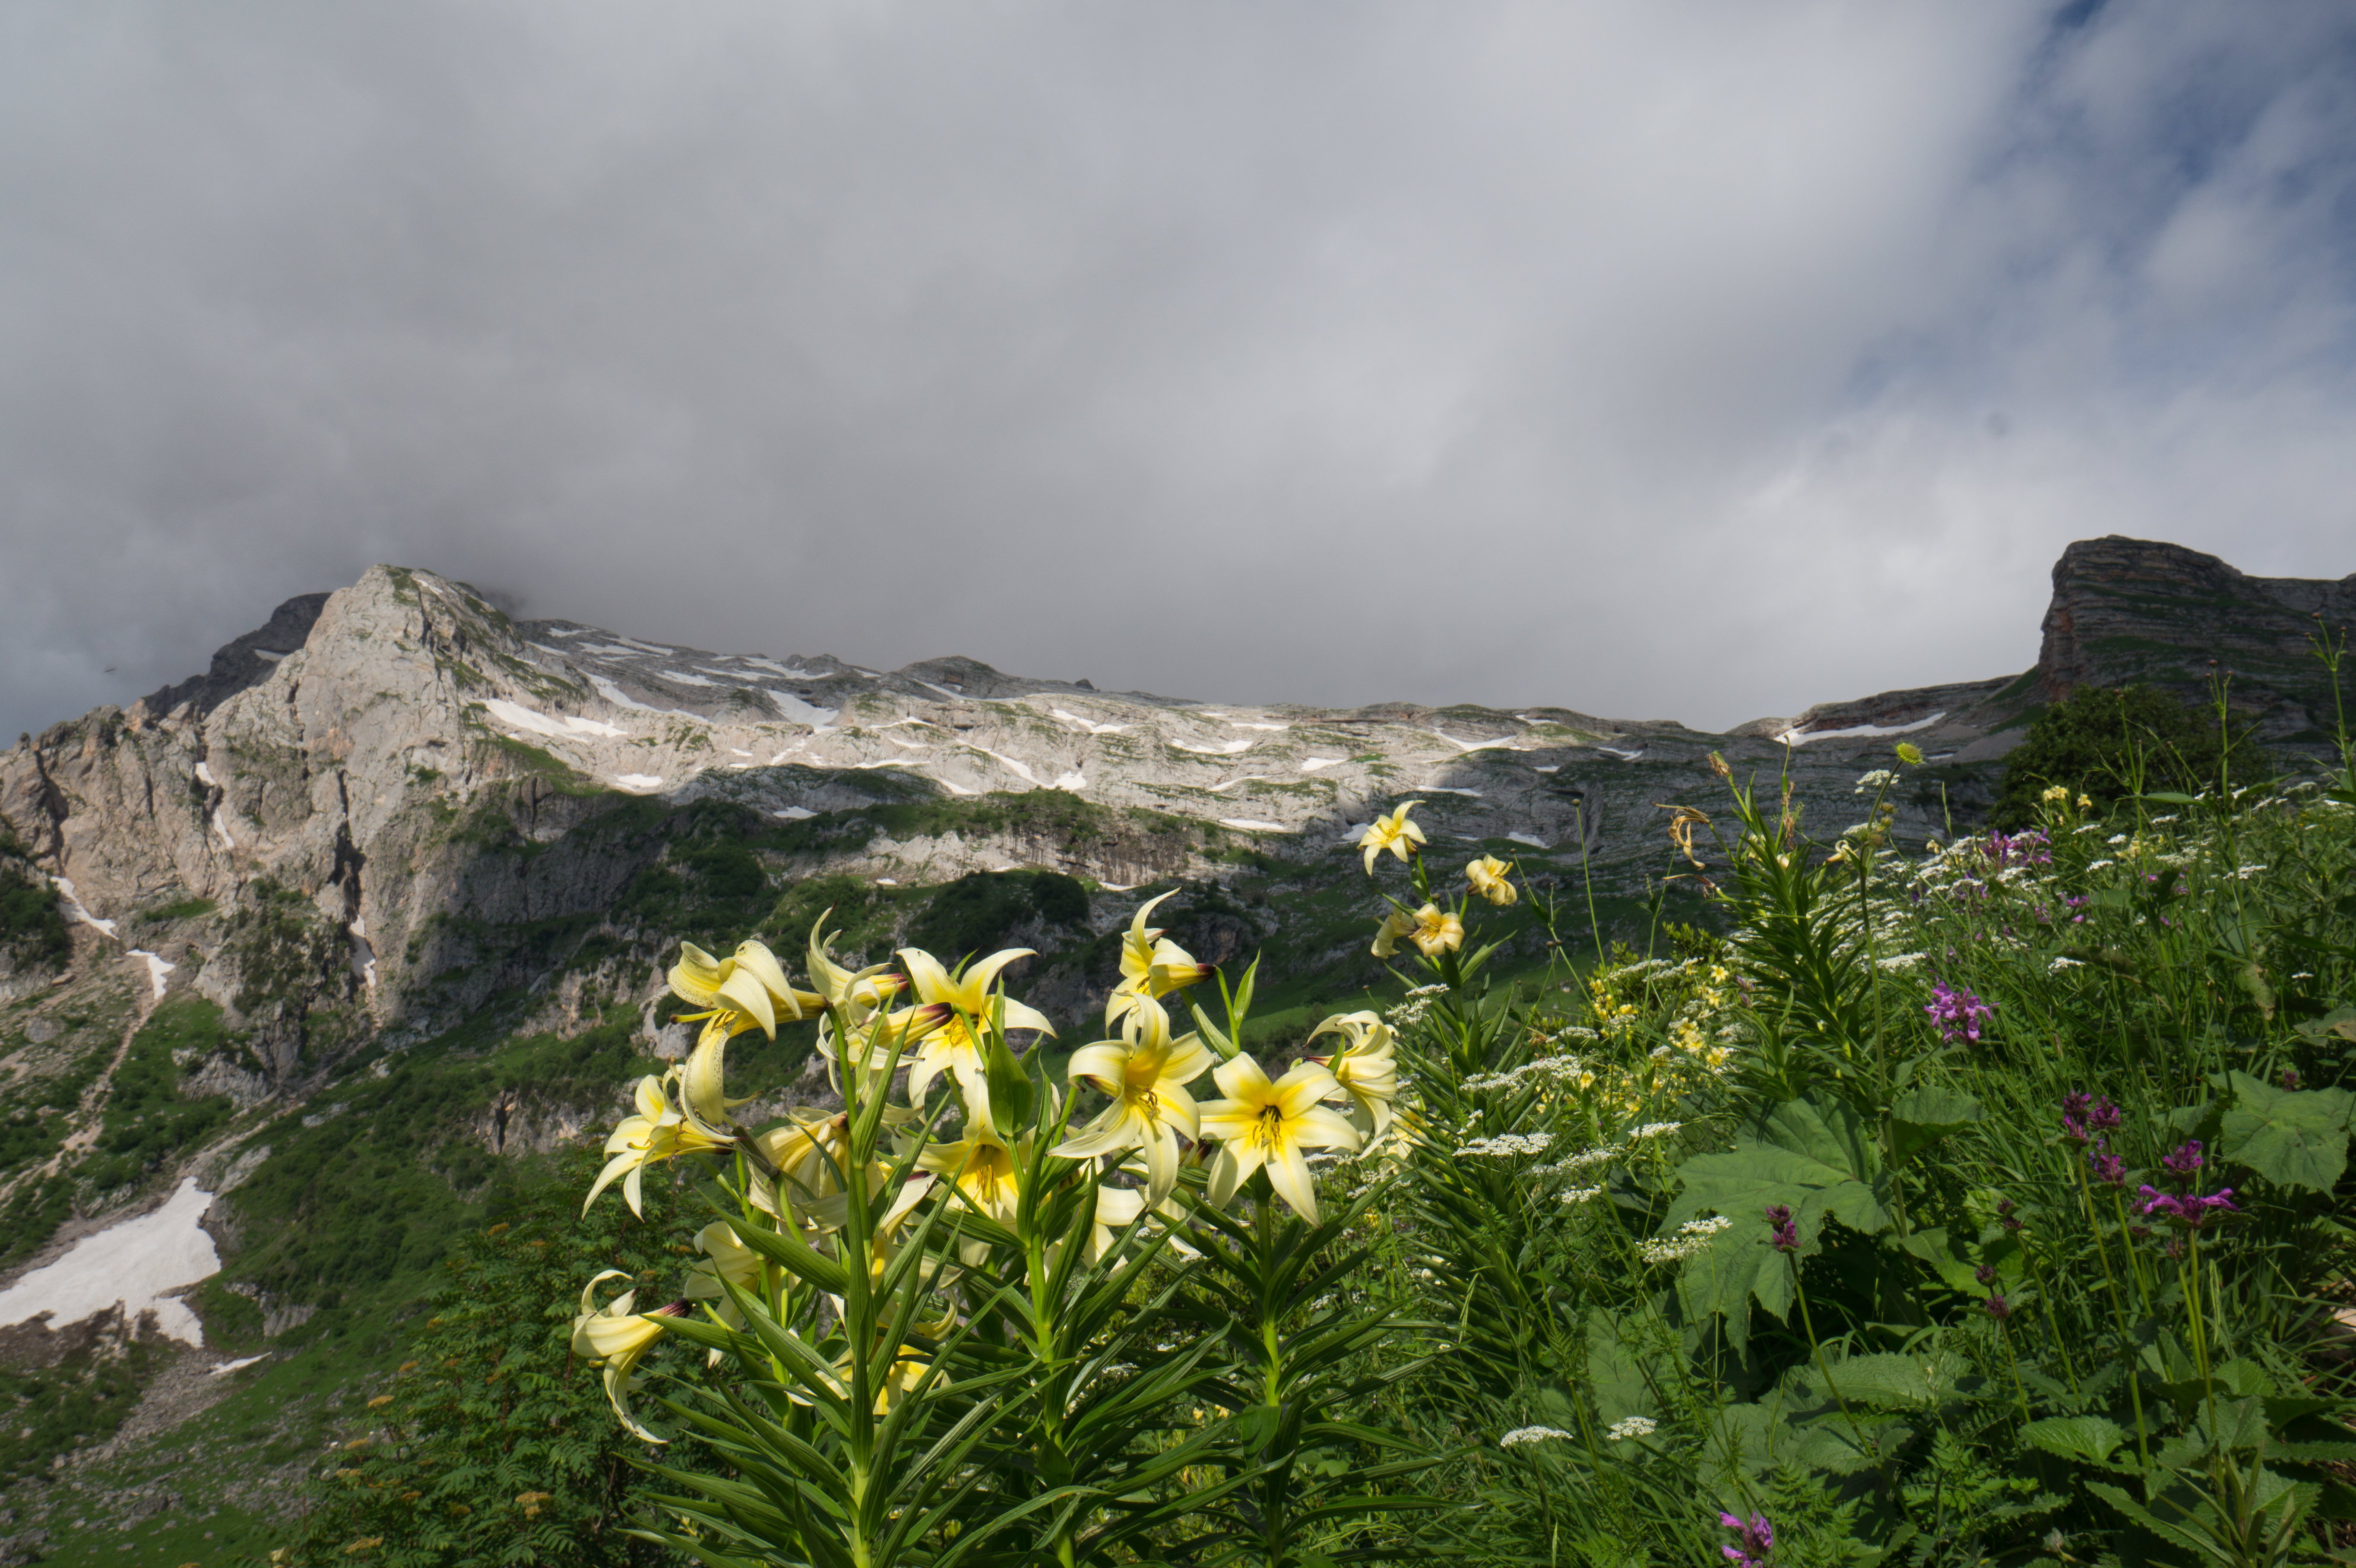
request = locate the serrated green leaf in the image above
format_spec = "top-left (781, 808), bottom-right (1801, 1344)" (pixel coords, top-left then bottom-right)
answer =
top-left (2020, 1415), bottom-right (2130, 1465)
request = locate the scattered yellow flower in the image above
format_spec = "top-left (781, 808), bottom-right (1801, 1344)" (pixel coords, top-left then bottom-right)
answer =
top-left (918, 1124), bottom-right (1030, 1226)
top-left (569, 1270), bottom-right (687, 1442)
top-left (1053, 995), bottom-right (1213, 1201)
top-left (1105, 890), bottom-right (1215, 1024)
top-left (668, 939), bottom-right (823, 1047)
top-left (1369, 908), bottom-right (1418, 959)
top-left (898, 945), bottom-right (1058, 1131)
top-left (582, 1072), bottom-right (734, 1217)
top-left (1305, 1011), bottom-right (1400, 1138)
top-left (1409, 904), bottom-right (1463, 956)
top-left (1465, 855), bottom-right (1517, 907)
top-left (1197, 1053), bottom-right (1360, 1223)
top-left (1355, 801), bottom-right (1427, 874)
top-left (805, 913), bottom-right (904, 1019)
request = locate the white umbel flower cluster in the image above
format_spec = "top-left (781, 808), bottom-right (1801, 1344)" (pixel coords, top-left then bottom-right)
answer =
top-left (1499, 1425), bottom-right (1575, 1448)
top-left (1456, 1132), bottom-right (1555, 1158)
top-left (1605, 1415), bottom-right (1657, 1440)
top-left (1639, 1215), bottom-right (1730, 1264)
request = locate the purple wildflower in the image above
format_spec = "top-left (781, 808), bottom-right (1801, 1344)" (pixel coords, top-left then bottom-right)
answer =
top-left (1925, 981), bottom-right (1994, 1043)
top-left (2087, 1141), bottom-right (2125, 1187)
top-left (2282, 1068), bottom-right (2302, 1091)
top-left (2161, 1141), bottom-right (2204, 1184)
top-left (2138, 1185), bottom-right (2237, 1230)
top-left (1974, 1264), bottom-right (1999, 1286)
top-left (2089, 1097), bottom-right (2122, 1135)
top-left (2061, 1092), bottom-right (2093, 1144)
top-left (1720, 1511), bottom-right (1773, 1567)
top-left (1997, 1198), bottom-right (2024, 1234)
top-left (1985, 1294), bottom-right (2011, 1319)
top-left (1765, 1204), bottom-right (1799, 1254)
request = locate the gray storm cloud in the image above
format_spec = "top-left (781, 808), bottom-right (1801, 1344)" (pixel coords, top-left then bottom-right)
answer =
top-left (3, 2), bottom-right (2352, 742)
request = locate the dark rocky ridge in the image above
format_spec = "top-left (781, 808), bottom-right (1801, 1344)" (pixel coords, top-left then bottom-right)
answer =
top-left (1741, 535), bottom-right (2356, 762)
top-left (2036, 535), bottom-right (2356, 743)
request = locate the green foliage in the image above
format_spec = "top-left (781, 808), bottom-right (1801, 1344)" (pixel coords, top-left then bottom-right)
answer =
top-left (77, 997), bottom-right (236, 1192)
top-left (1993, 681), bottom-right (2260, 828)
top-left (1379, 742), bottom-right (2356, 1565)
top-left (905, 868), bottom-right (1090, 962)
top-left (0, 1333), bottom-right (154, 1486)
top-left (140, 894), bottom-right (216, 923)
top-left (283, 1146), bottom-right (694, 1566)
top-left (0, 854), bottom-right (68, 970)
top-left (222, 878), bottom-right (344, 1015)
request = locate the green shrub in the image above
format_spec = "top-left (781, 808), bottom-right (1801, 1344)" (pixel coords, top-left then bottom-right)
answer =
top-left (905, 868), bottom-right (1089, 961)
top-left (1992, 681), bottom-right (2261, 828)
top-left (0, 857), bottom-right (68, 970)
top-left (280, 1146), bottom-right (698, 1566)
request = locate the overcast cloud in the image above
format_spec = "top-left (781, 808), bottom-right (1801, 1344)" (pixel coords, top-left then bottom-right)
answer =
top-left (3, 2), bottom-right (2352, 740)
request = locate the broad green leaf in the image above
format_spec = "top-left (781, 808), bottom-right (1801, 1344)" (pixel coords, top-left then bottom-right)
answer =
top-left (1890, 1087), bottom-right (1984, 1161)
top-left (1580, 1312), bottom-right (1660, 1425)
top-left (2220, 1070), bottom-right (2355, 1192)
top-left (2020, 1415), bottom-right (2129, 1465)
top-left (1794, 1351), bottom-right (1981, 1411)
top-left (1664, 1094), bottom-right (1892, 1347)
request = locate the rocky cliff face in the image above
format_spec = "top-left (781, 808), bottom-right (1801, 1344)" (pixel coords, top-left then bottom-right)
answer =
top-left (2034, 535), bottom-right (2356, 743)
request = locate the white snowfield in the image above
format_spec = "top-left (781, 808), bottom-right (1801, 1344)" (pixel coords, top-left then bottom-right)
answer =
top-left (48, 876), bottom-right (118, 938)
top-left (1779, 711), bottom-right (1945, 746)
top-left (481, 698), bottom-right (628, 740)
top-left (0, 1178), bottom-right (220, 1346)
top-left (127, 949), bottom-right (175, 998)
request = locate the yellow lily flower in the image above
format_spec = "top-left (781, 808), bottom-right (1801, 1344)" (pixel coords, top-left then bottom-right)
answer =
top-left (897, 946), bottom-right (1057, 1129)
top-left (1083, 1183), bottom-right (1199, 1265)
top-left (917, 1124), bottom-right (1031, 1227)
top-left (686, 1220), bottom-right (766, 1302)
top-left (1197, 1053), bottom-right (1360, 1223)
top-left (814, 999), bottom-right (954, 1091)
top-left (1305, 1011), bottom-right (1400, 1138)
top-left (1369, 908), bottom-right (1418, 959)
top-left (1409, 904), bottom-right (1464, 956)
top-left (807, 914), bottom-right (904, 1020)
top-left (583, 1074), bottom-right (735, 1217)
top-left (571, 1270), bottom-right (689, 1442)
top-left (1465, 855), bottom-right (1517, 907)
top-left (1355, 801), bottom-right (1426, 875)
top-left (680, 1222), bottom-right (770, 1363)
top-left (1051, 996), bottom-right (1213, 1202)
top-left (669, 939), bottom-right (825, 1046)
top-left (1105, 890), bottom-right (1216, 1025)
